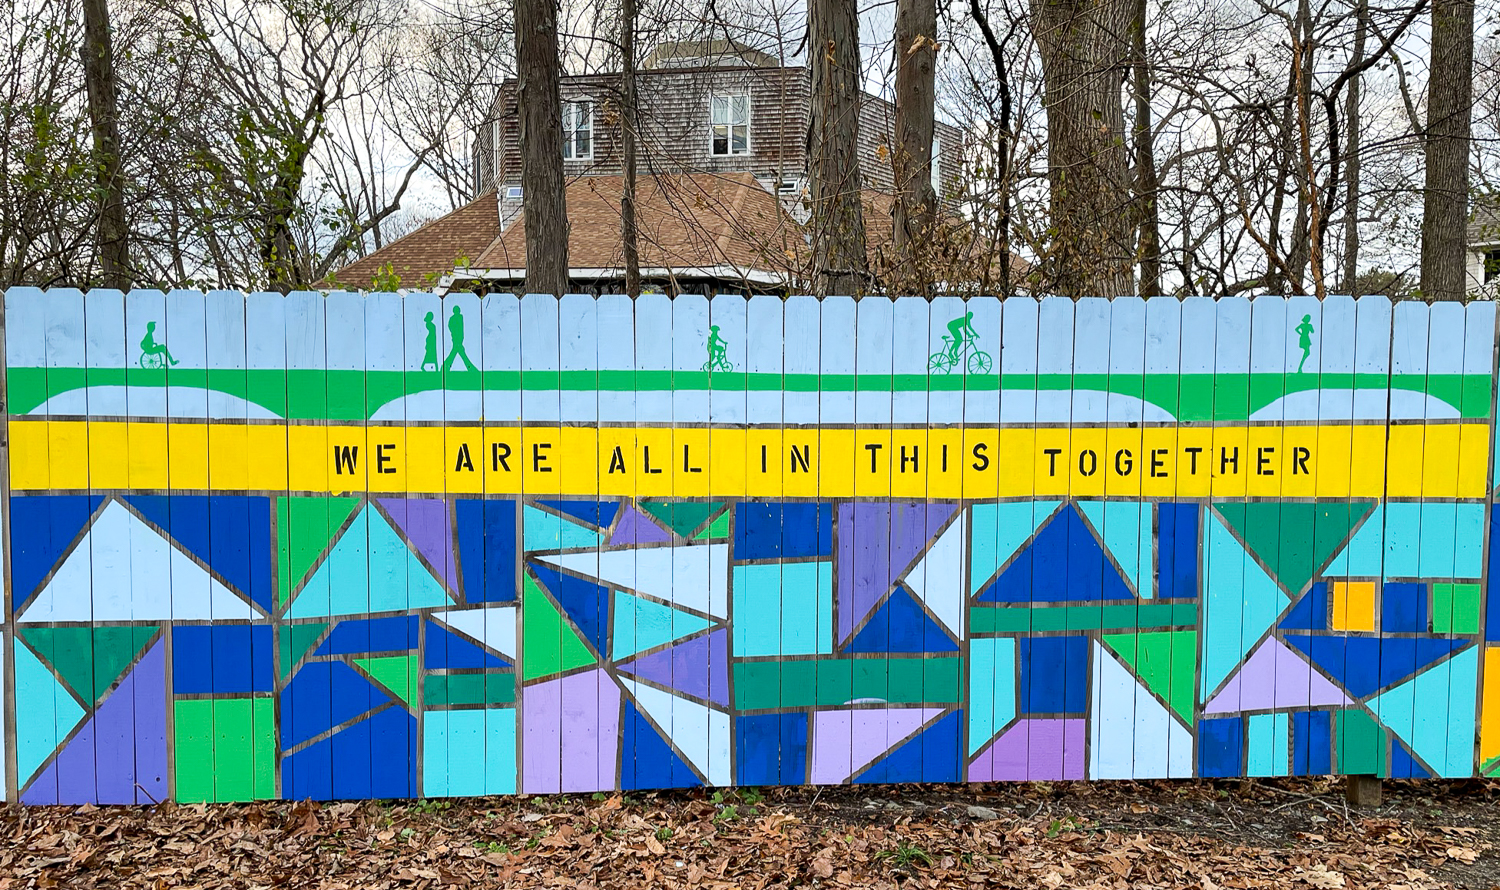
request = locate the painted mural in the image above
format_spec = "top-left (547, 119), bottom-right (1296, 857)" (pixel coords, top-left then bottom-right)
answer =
top-left (2, 288), bottom-right (1498, 803)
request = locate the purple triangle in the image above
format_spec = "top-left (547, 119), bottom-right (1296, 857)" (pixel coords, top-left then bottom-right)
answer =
top-left (610, 506), bottom-right (673, 545)
top-left (836, 503), bottom-right (956, 643)
top-left (1204, 637), bottom-right (1352, 714)
top-left (23, 639), bottom-right (167, 805)
top-left (810, 707), bottom-right (945, 784)
top-left (379, 498), bottom-right (459, 593)
top-left (967, 718), bottom-right (1084, 782)
top-left (618, 628), bottom-right (728, 706)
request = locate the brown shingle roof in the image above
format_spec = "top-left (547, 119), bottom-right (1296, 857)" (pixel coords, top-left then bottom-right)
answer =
top-left (325, 192), bottom-right (502, 288)
top-left (473, 172), bottom-right (801, 280)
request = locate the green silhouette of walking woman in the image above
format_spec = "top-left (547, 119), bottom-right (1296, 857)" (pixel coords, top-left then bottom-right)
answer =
top-left (139, 321), bottom-right (178, 369)
top-left (1295, 314), bottom-right (1315, 374)
top-left (444, 305), bottom-right (477, 372)
top-left (421, 312), bottom-right (439, 371)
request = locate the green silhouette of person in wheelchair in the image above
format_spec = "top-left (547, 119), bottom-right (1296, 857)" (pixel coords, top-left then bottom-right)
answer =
top-left (139, 321), bottom-right (179, 369)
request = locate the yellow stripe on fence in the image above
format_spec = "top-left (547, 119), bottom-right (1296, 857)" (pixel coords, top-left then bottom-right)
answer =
top-left (9, 419), bottom-right (1488, 500)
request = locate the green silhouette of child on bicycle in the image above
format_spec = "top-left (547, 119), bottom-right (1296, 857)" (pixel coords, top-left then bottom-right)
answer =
top-left (139, 321), bottom-right (178, 368)
top-left (704, 325), bottom-right (733, 372)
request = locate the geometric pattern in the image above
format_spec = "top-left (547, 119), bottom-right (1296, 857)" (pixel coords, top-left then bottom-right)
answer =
top-left (5, 288), bottom-right (1499, 801)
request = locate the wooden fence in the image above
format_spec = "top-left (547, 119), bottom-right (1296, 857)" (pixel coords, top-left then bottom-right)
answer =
top-left (3, 288), bottom-right (1496, 802)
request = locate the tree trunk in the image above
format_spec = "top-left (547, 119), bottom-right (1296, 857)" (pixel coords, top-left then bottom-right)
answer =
top-left (80, 0), bottom-right (129, 289)
top-left (891, 0), bottom-right (938, 292)
top-left (1420, 0), bottom-right (1474, 301)
top-left (1031, 0), bottom-right (1134, 297)
top-left (807, 0), bottom-right (869, 296)
top-left (516, 0), bottom-right (569, 295)
top-left (1129, 0), bottom-right (1159, 296)
top-left (1342, 0), bottom-right (1366, 292)
top-left (620, 0), bottom-right (640, 296)
top-left (968, 0), bottom-right (1015, 297)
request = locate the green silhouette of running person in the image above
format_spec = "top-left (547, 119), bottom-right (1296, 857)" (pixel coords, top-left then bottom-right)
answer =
top-left (1295, 314), bottom-right (1315, 374)
top-left (443, 305), bottom-right (477, 372)
top-left (703, 324), bottom-right (733, 372)
top-left (421, 311), bottom-right (440, 371)
top-left (139, 321), bottom-right (178, 369)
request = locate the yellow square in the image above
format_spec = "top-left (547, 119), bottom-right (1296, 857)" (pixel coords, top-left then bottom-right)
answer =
top-left (1330, 581), bottom-right (1377, 632)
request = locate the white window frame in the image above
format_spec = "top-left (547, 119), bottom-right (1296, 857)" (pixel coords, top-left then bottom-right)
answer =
top-left (709, 93), bottom-right (751, 157)
top-left (563, 99), bottom-right (593, 161)
top-left (930, 135), bottom-right (943, 196)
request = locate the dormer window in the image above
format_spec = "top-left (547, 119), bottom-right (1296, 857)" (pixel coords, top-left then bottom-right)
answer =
top-left (563, 100), bottom-right (593, 160)
top-left (710, 95), bottom-right (750, 156)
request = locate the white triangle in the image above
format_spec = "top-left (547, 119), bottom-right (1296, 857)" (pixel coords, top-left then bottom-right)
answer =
top-left (621, 677), bottom-right (731, 786)
top-left (535, 543), bottom-right (729, 619)
top-left (902, 514), bottom-right (967, 638)
top-left (1089, 642), bottom-right (1192, 780)
top-left (429, 606), bottom-right (518, 660)
top-left (20, 501), bottom-right (261, 623)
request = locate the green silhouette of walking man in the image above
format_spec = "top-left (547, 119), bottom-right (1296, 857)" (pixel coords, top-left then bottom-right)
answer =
top-left (443, 305), bottom-right (477, 372)
top-left (421, 312), bottom-right (439, 371)
top-left (140, 321), bottom-right (178, 366)
top-left (1295, 314), bottom-right (1315, 374)
top-left (947, 311), bottom-right (977, 362)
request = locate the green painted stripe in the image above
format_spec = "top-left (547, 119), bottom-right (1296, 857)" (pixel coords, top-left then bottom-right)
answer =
top-left (423, 672), bottom-right (516, 707)
top-left (6, 368), bottom-right (1486, 421)
top-left (969, 602), bottom-right (1199, 634)
top-left (732, 656), bottom-right (961, 710)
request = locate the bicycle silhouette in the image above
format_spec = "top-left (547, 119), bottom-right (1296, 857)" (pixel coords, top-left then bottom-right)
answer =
top-left (928, 332), bottom-right (992, 375)
top-left (702, 349), bottom-right (734, 373)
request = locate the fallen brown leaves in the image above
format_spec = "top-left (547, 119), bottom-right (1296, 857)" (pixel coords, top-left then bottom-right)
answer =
top-left (3, 779), bottom-right (1500, 889)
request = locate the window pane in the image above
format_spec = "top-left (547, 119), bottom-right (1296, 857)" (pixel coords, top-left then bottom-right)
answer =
top-left (711, 96), bottom-right (728, 124)
top-left (731, 125), bottom-right (747, 154)
top-left (732, 95), bottom-right (749, 124)
top-left (712, 124), bottom-right (729, 155)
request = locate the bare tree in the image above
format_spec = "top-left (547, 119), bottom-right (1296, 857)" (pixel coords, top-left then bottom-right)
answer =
top-left (621, 0), bottom-right (641, 296)
top-left (891, 0), bottom-right (938, 291)
top-left (1129, 0), bottom-right (1160, 296)
top-left (1420, 0), bottom-right (1475, 299)
top-left (808, 0), bottom-right (869, 295)
top-left (81, 0), bottom-right (130, 287)
top-left (1031, 0), bottom-right (1134, 296)
top-left (516, 0), bottom-right (570, 293)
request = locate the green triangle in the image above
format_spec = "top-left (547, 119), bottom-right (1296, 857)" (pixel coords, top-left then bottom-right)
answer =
top-left (522, 573), bottom-right (596, 681)
top-left (276, 496), bottom-right (362, 606)
top-left (279, 622), bottom-right (329, 678)
top-left (1102, 631), bottom-right (1196, 724)
top-left (1483, 754), bottom-right (1500, 776)
top-left (638, 501), bottom-right (724, 538)
top-left (1213, 501), bottom-right (1375, 596)
top-left (354, 654), bottom-right (419, 708)
top-left (693, 509), bottom-right (730, 540)
top-left (19, 626), bottom-right (158, 704)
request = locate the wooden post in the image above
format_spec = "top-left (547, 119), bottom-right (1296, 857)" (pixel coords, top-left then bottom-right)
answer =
top-left (1345, 775), bottom-right (1382, 807)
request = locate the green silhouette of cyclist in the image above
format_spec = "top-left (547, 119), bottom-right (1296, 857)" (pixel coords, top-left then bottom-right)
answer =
top-left (1295, 314), bottom-right (1314, 374)
top-left (707, 325), bottom-right (727, 366)
top-left (140, 321), bottom-right (178, 366)
top-left (947, 312), bottom-right (977, 362)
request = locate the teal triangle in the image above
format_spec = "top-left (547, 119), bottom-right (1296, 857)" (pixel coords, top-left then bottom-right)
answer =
top-left (524, 505), bottom-right (604, 552)
top-left (968, 502), bottom-right (1061, 595)
top-left (611, 590), bottom-right (712, 661)
top-left (1369, 646), bottom-right (1478, 778)
top-left (1077, 501), bottom-right (1155, 598)
top-left (1200, 512), bottom-right (1288, 696)
top-left (15, 641), bottom-right (86, 785)
top-left (287, 508), bottom-right (451, 618)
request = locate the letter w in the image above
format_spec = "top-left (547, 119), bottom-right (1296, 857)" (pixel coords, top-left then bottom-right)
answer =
top-left (333, 445), bottom-right (359, 474)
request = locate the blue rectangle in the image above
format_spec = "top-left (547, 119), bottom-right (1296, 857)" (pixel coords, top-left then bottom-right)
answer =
top-left (1293, 711), bottom-right (1333, 776)
top-left (172, 625), bottom-right (273, 693)
top-left (1198, 717), bottom-right (1245, 777)
top-left (1019, 636), bottom-right (1089, 715)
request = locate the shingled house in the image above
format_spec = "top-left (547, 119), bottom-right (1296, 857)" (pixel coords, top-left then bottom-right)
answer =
top-left (331, 40), bottom-right (966, 294)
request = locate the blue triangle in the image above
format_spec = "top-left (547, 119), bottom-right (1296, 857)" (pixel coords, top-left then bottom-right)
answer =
top-left (9, 495), bottom-right (103, 612)
top-left (1278, 582), bottom-right (1330, 631)
top-left (853, 711), bottom-right (961, 784)
top-left (538, 499), bottom-right (621, 529)
top-left (977, 503), bottom-right (1136, 603)
top-left (1284, 634), bottom-right (1471, 699)
top-left (620, 700), bottom-right (700, 789)
top-left (125, 496), bottom-right (272, 608)
top-left (423, 620), bottom-right (511, 669)
top-left (1389, 737), bottom-right (1432, 779)
top-left (846, 585), bottom-right (959, 653)
top-left (530, 563), bottom-right (610, 656)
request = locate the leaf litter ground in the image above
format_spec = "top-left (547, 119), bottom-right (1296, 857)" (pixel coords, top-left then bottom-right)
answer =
top-left (7, 778), bottom-right (1500, 888)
